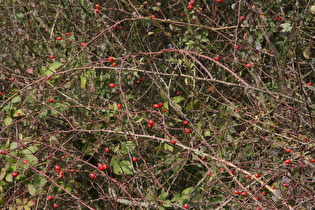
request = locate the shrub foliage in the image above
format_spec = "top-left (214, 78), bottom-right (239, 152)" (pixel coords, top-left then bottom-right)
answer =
top-left (1, 0), bottom-right (315, 209)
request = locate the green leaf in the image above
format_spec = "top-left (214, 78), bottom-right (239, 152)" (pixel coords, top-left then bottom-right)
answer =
top-left (120, 160), bottom-right (134, 175)
top-left (135, 117), bottom-right (143, 123)
top-left (4, 117), bottom-right (12, 126)
top-left (172, 96), bottom-right (185, 104)
top-left (27, 184), bottom-right (37, 196)
top-left (22, 145), bottom-right (38, 154)
top-left (11, 96), bottom-right (21, 103)
top-left (182, 187), bottom-right (193, 195)
top-left (0, 168), bottom-right (7, 181)
top-left (5, 173), bottom-right (13, 182)
top-left (10, 142), bottom-right (18, 150)
top-left (13, 109), bottom-right (24, 117)
top-left (152, 6), bottom-right (159, 11)
top-left (162, 200), bottom-right (172, 207)
top-left (120, 141), bottom-right (136, 155)
top-left (280, 23), bottom-right (292, 32)
top-left (80, 75), bottom-right (87, 89)
top-left (203, 130), bottom-right (211, 137)
top-left (164, 143), bottom-right (173, 152)
top-left (41, 62), bottom-right (63, 76)
top-left (111, 157), bottom-right (134, 175)
top-left (158, 189), bottom-right (169, 200)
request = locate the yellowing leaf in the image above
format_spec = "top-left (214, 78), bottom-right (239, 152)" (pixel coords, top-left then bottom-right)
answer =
top-left (80, 75), bottom-right (87, 89)
top-left (303, 47), bottom-right (310, 59)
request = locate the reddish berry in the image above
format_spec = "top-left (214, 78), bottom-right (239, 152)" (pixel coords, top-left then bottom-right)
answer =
top-left (53, 203), bottom-right (58, 208)
top-left (132, 157), bottom-right (138, 162)
top-left (245, 175), bottom-right (250, 178)
top-left (217, 0), bottom-right (223, 2)
top-left (183, 204), bottom-right (189, 209)
top-left (98, 163), bottom-right (108, 171)
top-left (89, 173), bottom-right (97, 179)
top-left (57, 37), bottom-right (62, 40)
top-left (176, 91), bottom-right (180, 95)
top-left (162, 109), bottom-right (167, 112)
top-left (58, 171), bottom-right (63, 178)
top-left (170, 140), bottom-right (176, 144)
top-left (277, 17), bottom-right (282, 21)
top-left (111, 62), bottom-right (117, 67)
top-left (105, 148), bottom-right (110, 153)
top-left (94, 9), bottom-right (100, 13)
top-left (207, 172), bottom-right (211, 176)
top-left (151, 15), bottom-right (156, 19)
top-left (310, 159), bottom-right (315, 163)
top-left (246, 63), bottom-right (251, 68)
top-left (185, 128), bottom-right (191, 133)
top-left (109, 83), bottom-right (115, 88)
top-left (255, 173), bottom-right (260, 178)
top-left (240, 16), bottom-right (246, 21)
top-left (81, 43), bottom-right (87, 47)
top-left (55, 165), bottom-right (61, 172)
top-left (159, 102), bottom-right (163, 107)
top-left (119, 26), bottom-right (124, 29)
top-left (262, 192), bottom-right (267, 196)
top-left (65, 32), bottom-right (71, 36)
top-left (95, 4), bottom-right (100, 8)
top-left (201, 156), bottom-right (206, 160)
top-left (50, 55), bottom-right (55, 59)
top-left (107, 57), bottom-right (114, 62)
top-left (183, 120), bottom-right (189, 125)
top-left (48, 196), bottom-right (53, 200)
top-left (284, 159), bottom-right (291, 164)
top-left (12, 172), bottom-right (19, 177)
top-left (61, 155), bottom-right (66, 159)
top-left (0, 92), bottom-right (2, 96)
top-left (49, 99), bottom-right (54, 103)
top-left (117, 104), bottom-right (122, 109)
top-left (10, 78), bottom-right (15, 82)
top-left (153, 104), bottom-right (160, 108)
top-left (70, 169), bottom-right (76, 173)
top-left (180, 13), bottom-right (185, 17)
top-left (214, 56), bottom-right (220, 61)
top-left (149, 120), bottom-right (155, 125)
top-left (282, 183), bottom-right (288, 187)
top-left (285, 148), bottom-right (291, 153)
top-left (113, 25), bottom-right (117, 29)
top-left (188, 5), bottom-right (194, 9)
top-left (147, 124), bottom-right (153, 128)
top-left (189, 1), bottom-right (196, 5)
top-left (233, 45), bottom-right (239, 50)
top-left (230, 170), bottom-right (234, 174)
top-left (22, 160), bottom-right (28, 164)
top-left (307, 82), bottom-right (313, 86)
top-left (234, 190), bottom-right (240, 195)
top-left (17, 112), bottom-right (21, 115)
top-left (240, 192), bottom-right (247, 196)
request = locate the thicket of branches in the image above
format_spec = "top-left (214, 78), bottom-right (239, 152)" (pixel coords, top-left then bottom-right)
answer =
top-left (1, 0), bottom-right (315, 209)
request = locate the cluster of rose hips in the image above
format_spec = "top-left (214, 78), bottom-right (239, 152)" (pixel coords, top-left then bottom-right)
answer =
top-left (187, 1), bottom-right (196, 10)
top-left (107, 57), bottom-right (117, 66)
top-left (94, 4), bottom-right (100, 13)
